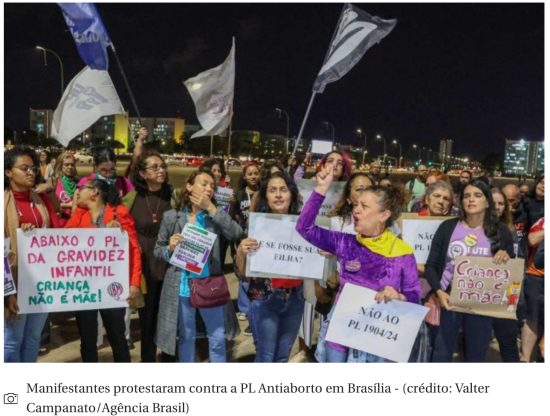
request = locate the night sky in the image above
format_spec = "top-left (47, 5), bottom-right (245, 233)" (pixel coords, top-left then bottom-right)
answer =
top-left (3, 3), bottom-right (544, 160)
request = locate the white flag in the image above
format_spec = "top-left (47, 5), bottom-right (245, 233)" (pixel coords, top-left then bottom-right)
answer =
top-left (313, 4), bottom-right (397, 93)
top-left (184, 38), bottom-right (235, 139)
top-left (51, 66), bottom-right (125, 146)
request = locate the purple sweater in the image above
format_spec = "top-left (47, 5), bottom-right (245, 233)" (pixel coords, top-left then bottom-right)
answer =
top-left (296, 192), bottom-right (421, 353)
top-left (297, 191), bottom-right (421, 304)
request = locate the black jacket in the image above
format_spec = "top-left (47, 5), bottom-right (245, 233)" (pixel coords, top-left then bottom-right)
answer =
top-left (425, 218), bottom-right (515, 292)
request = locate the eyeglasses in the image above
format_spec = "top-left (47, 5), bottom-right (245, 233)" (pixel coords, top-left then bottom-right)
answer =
top-left (97, 167), bottom-right (116, 175)
top-left (13, 165), bottom-right (39, 174)
top-left (144, 163), bottom-right (168, 172)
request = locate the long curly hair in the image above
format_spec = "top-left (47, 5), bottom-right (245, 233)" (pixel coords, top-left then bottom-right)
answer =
top-left (200, 158), bottom-right (226, 180)
top-left (458, 179), bottom-right (501, 254)
top-left (254, 171), bottom-right (302, 215)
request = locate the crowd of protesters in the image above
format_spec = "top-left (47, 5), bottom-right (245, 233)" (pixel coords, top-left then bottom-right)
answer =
top-left (4, 134), bottom-right (544, 363)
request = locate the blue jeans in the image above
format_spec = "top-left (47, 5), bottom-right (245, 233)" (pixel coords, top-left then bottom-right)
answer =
top-left (4, 313), bottom-right (48, 362)
top-left (248, 286), bottom-right (304, 362)
top-left (177, 296), bottom-right (226, 363)
top-left (325, 346), bottom-right (389, 363)
top-left (432, 309), bottom-right (493, 362)
top-left (237, 281), bottom-right (250, 316)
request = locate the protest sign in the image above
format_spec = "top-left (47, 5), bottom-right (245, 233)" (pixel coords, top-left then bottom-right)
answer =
top-left (16, 229), bottom-right (129, 313)
top-left (246, 213), bottom-right (329, 280)
top-left (215, 187), bottom-right (234, 210)
top-left (326, 284), bottom-right (429, 362)
top-left (330, 216), bottom-right (355, 234)
top-left (449, 256), bottom-right (525, 319)
top-left (400, 213), bottom-right (449, 265)
top-left (4, 238), bottom-right (16, 297)
top-left (170, 223), bottom-right (217, 274)
top-left (297, 179), bottom-right (345, 217)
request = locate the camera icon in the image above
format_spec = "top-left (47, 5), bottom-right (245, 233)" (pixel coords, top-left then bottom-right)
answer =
top-left (4, 393), bottom-right (18, 405)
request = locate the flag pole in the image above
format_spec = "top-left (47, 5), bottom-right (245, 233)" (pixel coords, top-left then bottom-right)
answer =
top-left (109, 43), bottom-right (142, 125)
top-left (291, 92), bottom-right (317, 156)
top-left (210, 135), bottom-right (214, 157)
top-left (227, 122), bottom-right (232, 158)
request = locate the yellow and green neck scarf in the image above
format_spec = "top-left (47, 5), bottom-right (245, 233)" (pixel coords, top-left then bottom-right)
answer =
top-left (356, 229), bottom-right (414, 258)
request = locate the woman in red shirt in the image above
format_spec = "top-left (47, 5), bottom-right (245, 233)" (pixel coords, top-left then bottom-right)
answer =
top-left (65, 178), bottom-right (142, 362)
top-left (4, 147), bottom-right (61, 362)
top-left (235, 171), bottom-right (304, 362)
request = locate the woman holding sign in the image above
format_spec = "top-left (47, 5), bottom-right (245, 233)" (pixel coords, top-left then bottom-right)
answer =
top-left (296, 164), bottom-right (421, 363)
top-left (4, 147), bottom-right (62, 362)
top-left (315, 173), bottom-right (374, 315)
top-left (154, 170), bottom-right (243, 362)
top-left (65, 178), bottom-right (142, 362)
top-left (425, 179), bottom-right (515, 362)
top-left (235, 171), bottom-right (306, 362)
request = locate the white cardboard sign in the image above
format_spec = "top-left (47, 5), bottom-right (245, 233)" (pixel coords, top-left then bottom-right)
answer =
top-left (246, 213), bottom-right (326, 280)
top-left (17, 228), bottom-right (129, 313)
top-left (170, 223), bottom-right (217, 275)
top-left (4, 238), bottom-right (16, 297)
top-left (215, 187), bottom-right (234, 210)
top-left (400, 214), bottom-right (448, 265)
top-left (326, 284), bottom-right (429, 362)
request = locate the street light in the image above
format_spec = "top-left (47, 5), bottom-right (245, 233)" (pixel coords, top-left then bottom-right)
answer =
top-left (376, 134), bottom-right (387, 163)
top-left (356, 128), bottom-right (367, 165)
top-left (392, 139), bottom-right (402, 168)
top-left (36, 45), bottom-right (64, 98)
top-left (275, 108), bottom-right (290, 153)
top-left (323, 121), bottom-right (335, 144)
top-left (411, 144), bottom-right (421, 163)
top-left (427, 148), bottom-right (433, 165)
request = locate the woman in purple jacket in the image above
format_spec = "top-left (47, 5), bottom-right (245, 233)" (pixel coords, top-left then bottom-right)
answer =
top-left (296, 164), bottom-right (421, 362)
